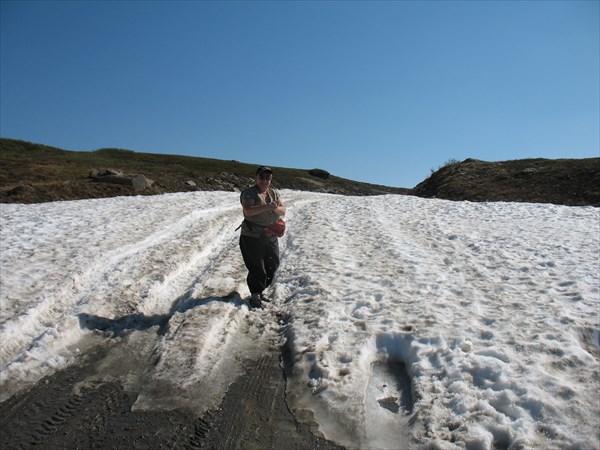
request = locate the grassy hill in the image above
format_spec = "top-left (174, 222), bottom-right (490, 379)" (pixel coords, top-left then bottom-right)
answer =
top-left (0, 138), bottom-right (408, 203)
top-left (1, 138), bottom-right (598, 206)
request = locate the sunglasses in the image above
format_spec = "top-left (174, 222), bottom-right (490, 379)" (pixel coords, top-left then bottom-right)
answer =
top-left (258, 173), bottom-right (272, 180)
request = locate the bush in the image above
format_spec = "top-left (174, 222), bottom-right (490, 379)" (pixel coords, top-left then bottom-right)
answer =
top-left (431, 158), bottom-right (460, 174)
top-left (308, 168), bottom-right (330, 180)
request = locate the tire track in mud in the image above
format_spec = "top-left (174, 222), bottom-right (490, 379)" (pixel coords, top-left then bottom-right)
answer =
top-left (187, 322), bottom-right (344, 450)
top-left (0, 354), bottom-right (200, 449)
top-left (0, 364), bottom-right (88, 448)
top-left (0, 315), bottom-right (344, 450)
top-left (216, 355), bottom-right (272, 449)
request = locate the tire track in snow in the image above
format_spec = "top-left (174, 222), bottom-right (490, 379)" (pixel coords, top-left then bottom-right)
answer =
top-left (65, 195), bottom-right (303, 417)
top-left (119, 194), bottom-right (313, 420)
top-left (130, 295), bottom-right (255, 416)
top-left (0, 199), bottom-right (241, 392)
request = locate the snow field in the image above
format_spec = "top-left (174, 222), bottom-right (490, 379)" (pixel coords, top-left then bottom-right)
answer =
top-left (273, 193), bottom-right (599, 449)
top-left (1, 191), bottom-right (598, 449)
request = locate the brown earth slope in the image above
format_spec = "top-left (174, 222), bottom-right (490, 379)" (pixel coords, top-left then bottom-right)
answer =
top-left (0, 138), bottom-right (408, 204)
top-left (1, 138), bottom-right (598, 206)
top-left (411, 158), bottom-right (600, 206)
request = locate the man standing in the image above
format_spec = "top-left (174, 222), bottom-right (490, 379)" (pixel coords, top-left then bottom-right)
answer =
top-left (239, 166), bottom-right (286, 308)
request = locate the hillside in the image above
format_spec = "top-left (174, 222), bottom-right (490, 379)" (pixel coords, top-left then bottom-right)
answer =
top-left (1, 138), bottom-right (598, 206)
top-left (0, 138), bottom-right (408, 203)
top-left (412, 158), bottom-right (600, 207)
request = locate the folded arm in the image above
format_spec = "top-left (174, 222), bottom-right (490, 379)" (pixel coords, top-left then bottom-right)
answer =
top-left (242, 198), bottom-right (286, 218)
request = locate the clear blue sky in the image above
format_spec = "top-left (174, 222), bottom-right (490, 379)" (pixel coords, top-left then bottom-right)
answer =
top-left (1, 0), bottom-right (598, 188)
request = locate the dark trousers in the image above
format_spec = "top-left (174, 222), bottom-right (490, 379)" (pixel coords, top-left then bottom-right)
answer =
top-left (239, 234), bottom-right (280, 295)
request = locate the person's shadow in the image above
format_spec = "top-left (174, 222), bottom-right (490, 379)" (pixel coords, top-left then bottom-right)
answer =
top-left (77, 291), bottom-right (244, 337)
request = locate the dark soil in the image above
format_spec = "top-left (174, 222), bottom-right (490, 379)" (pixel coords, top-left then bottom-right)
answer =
top-left (0, 343), bottom-right (344, 450)
top-left (412, 157), bottom-right (600, 206)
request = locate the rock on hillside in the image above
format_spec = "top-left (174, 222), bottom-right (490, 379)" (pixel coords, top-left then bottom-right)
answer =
top-left (411, 158), bottom-right (600, 206)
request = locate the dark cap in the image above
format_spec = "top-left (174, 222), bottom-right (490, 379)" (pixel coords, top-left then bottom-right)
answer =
top-left (256, 166), bottom-right (273, 175)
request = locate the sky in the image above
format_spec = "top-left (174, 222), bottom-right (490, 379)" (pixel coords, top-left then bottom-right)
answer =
top-left (1, 0), bottom-right (598, 188)
top-left (1, 191), bottom-right (598, 448)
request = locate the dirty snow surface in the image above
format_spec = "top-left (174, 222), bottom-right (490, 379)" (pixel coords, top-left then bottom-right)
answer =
top-left (1, 191), bottom-right (599, 449)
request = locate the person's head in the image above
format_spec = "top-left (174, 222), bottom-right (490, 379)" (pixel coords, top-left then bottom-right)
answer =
top-left (255, 166), bottom-right (273, 191)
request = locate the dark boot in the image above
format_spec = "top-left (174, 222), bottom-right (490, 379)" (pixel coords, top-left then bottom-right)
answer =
top-left (249, 293), bottom-right (262, 309)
